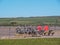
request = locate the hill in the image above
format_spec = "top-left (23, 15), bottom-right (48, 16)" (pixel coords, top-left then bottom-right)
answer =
top-left (0, 16), bottom-right (60, 26)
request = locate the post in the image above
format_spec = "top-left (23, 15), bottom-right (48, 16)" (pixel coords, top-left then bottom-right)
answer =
top-left (9, 26), bottom-right (11, 39)
top-left (55, 18), bottom-right (57, 30)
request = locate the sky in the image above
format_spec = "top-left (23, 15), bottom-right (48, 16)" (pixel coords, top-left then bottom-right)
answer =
top-left (0, 0), bottom-right (60, 18)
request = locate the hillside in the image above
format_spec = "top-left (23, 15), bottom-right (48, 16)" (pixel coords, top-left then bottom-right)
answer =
top-left (0, 16), bottom-right (60, 26)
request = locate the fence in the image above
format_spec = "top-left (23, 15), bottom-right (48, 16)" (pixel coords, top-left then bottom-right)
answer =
top-left (0, 26), bottom-right (60, 39)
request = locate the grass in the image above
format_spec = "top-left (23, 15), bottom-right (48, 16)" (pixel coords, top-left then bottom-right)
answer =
top-left (0, 38), bottom-right (60, 45)
top-left (0, 16), bottom-right (60, 26)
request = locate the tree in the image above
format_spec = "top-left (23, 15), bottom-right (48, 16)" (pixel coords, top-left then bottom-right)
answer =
top-left (10, 21), bottom-right (17, 26)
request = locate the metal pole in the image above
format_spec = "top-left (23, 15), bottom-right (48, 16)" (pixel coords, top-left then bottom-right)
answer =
top-left (55, 18), bottom-right (57, 30)
top-left (9, 26), bottom-right (11, 39)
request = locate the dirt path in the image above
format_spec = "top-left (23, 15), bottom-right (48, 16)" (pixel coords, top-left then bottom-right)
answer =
top-left (0, 26), bottom-right (60, 39)
top-left (0, 30), bottom-right (60, 39)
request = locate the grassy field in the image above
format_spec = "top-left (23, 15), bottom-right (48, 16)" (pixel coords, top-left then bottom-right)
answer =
top-left (0, 16), bottom-right (60, 26)
top-left (0, 38), bottom-right (60, 45)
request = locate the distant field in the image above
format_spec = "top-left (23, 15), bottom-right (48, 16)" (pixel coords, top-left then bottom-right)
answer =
top-left (0, 38), bottom-right (60, 45)
top-left (0, 16), bottom-right (60, 26)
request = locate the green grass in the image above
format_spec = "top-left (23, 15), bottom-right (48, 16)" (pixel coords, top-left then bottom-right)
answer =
top-left (0, 38), bottom-right (60, 45)
top-left (0, 16), bottom-right (60, 26)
